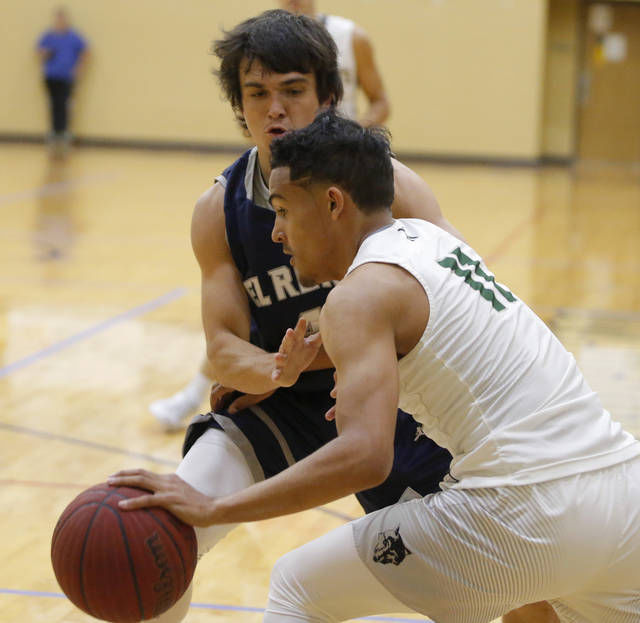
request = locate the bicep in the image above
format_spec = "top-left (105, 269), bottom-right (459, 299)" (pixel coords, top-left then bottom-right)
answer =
top-left (321, 292), bottom-right (398, 444)
top-left (191, 186), bottom-right (251, 344)
top-left (353, 29), bottom-right (387, 104)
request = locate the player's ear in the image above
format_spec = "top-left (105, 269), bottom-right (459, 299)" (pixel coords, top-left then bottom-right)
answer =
top-left (326, 187), bottom-right (344, 220)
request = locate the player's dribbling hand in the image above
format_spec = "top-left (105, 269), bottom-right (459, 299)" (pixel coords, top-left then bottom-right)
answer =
top-left (107, 470), bottom-right (216, 527)
top-left (271, 318), bottom-right (323, 387)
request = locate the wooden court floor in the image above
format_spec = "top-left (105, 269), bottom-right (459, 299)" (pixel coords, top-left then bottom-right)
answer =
top-left (1, 144), bottom-right (639, 622)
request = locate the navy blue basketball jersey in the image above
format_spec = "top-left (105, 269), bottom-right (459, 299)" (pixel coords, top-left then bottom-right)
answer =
top-left (219, 148), bottom-right (334, 392)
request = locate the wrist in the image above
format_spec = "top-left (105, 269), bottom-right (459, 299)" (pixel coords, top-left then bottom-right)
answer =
top-left (204, 497), bottom-right (225, 526)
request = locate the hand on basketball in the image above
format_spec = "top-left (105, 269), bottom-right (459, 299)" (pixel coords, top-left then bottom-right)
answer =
top-left (271, 318), bottom-right (323, 387)
top-left (107, 470), bottom-right (215, 527)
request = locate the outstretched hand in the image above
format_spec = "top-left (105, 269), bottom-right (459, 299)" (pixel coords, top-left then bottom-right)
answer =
top-left (107, 470), bottom-right (216, 527)
top-left (271, 318), bottom-right (323, 387)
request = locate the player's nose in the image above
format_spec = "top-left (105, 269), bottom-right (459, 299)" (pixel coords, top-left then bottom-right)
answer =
top-left (267, 95), bottom-right (286, 119)
top-left (271, 223), bottom-right (285, 244)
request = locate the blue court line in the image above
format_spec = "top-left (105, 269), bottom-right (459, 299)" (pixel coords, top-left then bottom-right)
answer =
top-left (0, 589), bottom-right (428, 621)
top-left (0, 285), bottom-right (355, 520)
top-left (0, 287), bottom-right (187, 379)
top-left (0, 423), bottom-right (179, 467)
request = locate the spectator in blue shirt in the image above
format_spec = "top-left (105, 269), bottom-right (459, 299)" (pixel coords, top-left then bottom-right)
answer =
top-left (37, 8), bottom-right (88, 151)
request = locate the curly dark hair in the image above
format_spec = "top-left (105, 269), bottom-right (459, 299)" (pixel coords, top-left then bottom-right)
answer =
top-left (270, 110), bottom-right (394, 213)
top-left (212, 10), bottom-right (343, 130)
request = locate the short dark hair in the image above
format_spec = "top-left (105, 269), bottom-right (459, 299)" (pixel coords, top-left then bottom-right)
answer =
top-left (213, 10), bottom-right (343, 128)
top-left (270, 110), bottom-right (394, 213)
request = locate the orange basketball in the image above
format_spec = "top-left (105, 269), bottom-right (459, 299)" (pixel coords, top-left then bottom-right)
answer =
top-left (51, 483), bottom-right (197, 622)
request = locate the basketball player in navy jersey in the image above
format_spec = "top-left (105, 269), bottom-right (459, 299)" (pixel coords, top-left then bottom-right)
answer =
top-left (149, 0), bottom-right (389, 426)
top-left (124, 11), bottom-right (545, 622)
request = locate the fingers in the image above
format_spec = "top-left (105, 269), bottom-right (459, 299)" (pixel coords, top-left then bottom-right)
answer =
top-left (228, 389), bottom-right (276, 414)
top-left (294, 317), bottom-right (308, 338)
top-left (118, 493), bottom-right (160, 510)
top-left (210, 384), bottom-right (233, 411)
top-left (107, 469), bottom-right (164, 492)
top-left (279, 318), bottom-right (307, 355)
top-left (305, 331), bottom-right (322, 346)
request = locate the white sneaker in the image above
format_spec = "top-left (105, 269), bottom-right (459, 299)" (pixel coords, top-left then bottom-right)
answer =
top-left (149, 391), bottom-right (201, 431)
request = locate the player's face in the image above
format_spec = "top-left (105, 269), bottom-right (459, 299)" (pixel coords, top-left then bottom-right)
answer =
top-left (269, 167), bottom-right (333, 287)
top-left (239, 59), bottom-right (325, 161)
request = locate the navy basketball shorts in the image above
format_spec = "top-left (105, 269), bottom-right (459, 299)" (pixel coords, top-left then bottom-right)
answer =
top-left (183, 387), bottom-right (452, 514)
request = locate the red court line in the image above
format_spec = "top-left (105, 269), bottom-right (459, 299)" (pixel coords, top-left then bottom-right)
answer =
top-left (484, 206), bottom-right (545, 265)
top-left (0, 479), bottom-right (356, 521)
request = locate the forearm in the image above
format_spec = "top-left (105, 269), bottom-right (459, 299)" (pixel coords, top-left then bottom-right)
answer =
top-left (206, 433), bottom-right (384, 524)
top-left (75, 51), bottom-right (88, 77)
top-left (359, 97), bottom-right (390, 128)
top-left (208, 332), bottom-right (279, 395)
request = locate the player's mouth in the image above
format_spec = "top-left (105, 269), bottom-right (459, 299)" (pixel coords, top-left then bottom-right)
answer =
top-left (283, 247), bottom-right (295, 266)
top-left (266, 125), bottom-right (288, 138)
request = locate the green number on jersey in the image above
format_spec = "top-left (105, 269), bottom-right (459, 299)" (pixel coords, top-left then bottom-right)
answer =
top-left (437, 247), bottom-right (516, 312)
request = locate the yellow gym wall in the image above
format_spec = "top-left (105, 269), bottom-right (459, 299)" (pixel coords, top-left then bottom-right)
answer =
top-left (2, 0), bottom-right (560, 160)
top-left (542, 0), bottom-right (580, 158)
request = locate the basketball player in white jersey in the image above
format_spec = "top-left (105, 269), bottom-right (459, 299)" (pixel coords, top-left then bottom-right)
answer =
top-left (148, 1), bottom-right (390, 428)
top-left (110, 111), bottom-right (640, 621)
top-left (279, 0), bottom-right (390, 126)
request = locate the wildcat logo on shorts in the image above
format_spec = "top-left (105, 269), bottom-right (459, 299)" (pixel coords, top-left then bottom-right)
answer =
top-left (414, 423), bottom-right (427, 442)
top-left (373, 526), bottom-right (412, 566)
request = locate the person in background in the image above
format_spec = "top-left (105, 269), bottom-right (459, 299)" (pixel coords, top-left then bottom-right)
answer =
top-left (149, 0), bottom-right (390, 427)
top-left (37, 7), bottom-right (88, 155)
top-left (279, 0), bottom-right (390, 127)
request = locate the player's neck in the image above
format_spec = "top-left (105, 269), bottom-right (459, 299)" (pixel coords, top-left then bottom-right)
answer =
top-left (357, 212), bottom-right (395, 249)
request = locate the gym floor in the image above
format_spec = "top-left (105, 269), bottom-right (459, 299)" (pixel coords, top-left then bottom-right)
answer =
top-left (1, 144), bottom-right (639, 622)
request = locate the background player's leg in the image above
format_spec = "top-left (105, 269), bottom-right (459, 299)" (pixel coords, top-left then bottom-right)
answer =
top-left (150, 356), bottom-right (214, 430)
top-left (264, 523), bottom-right (412, 622)
top-left (149, 427), bottom-right (255, 622)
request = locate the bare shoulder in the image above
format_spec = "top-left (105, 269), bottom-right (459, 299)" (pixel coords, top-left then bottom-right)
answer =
top-left (352, 24), bottom-right (372, 51)
top-left (191, 182), bottom-right (227, 265)
top-left (323, 263), bottom-right (417, 326)
top-left (391, 159), bottom-right (464, 240)
top-left (323, 261), bottom-right (429, 356)
top-left (192, 183), bottom-right (225, 233)
top-left (391, 158), bottom-right (440, 215)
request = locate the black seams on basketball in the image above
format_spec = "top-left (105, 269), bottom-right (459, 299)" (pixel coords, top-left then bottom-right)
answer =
top-left (51, 483), bottom-right (197, 622)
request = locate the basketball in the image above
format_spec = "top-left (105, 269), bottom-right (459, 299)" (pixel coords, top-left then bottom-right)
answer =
top-left (51, 483), bottom-right (197, 622)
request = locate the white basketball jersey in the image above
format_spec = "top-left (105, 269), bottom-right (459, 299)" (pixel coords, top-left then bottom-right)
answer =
top-left (346, 219), bottom-right (640, 489)
top-left (322, 15), bottom-right (358, 120)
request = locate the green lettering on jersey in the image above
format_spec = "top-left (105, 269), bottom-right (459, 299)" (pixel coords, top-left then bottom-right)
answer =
top-left (438, 248), bottom-right (516, 312)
